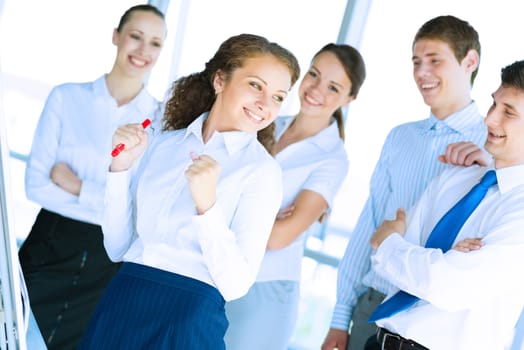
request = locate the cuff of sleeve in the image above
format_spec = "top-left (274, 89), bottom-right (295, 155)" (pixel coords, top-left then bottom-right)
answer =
top-left (372, 233), bottom-right (403, 266)
top-left (105, 170), bottom-right (131, 199)
top-left (330, 303), bottom-right (353, 330)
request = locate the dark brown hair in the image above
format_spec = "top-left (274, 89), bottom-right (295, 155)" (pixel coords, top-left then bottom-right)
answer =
top-left (501, 60), bottom-right (524, 90)
top-left (116, 4), bottom-right (165, 32)
top-left (313, 43), bottom-right (366, 140)
top-left (413, 15), bottom-right (481, 85)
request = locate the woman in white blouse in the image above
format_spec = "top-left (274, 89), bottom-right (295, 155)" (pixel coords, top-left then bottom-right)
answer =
top-left (225, 43), bottom-right (367, 349)
top-left (78, 33), bottom-right (300, 350)
top-left (19, 5), bottom-right (166, 349)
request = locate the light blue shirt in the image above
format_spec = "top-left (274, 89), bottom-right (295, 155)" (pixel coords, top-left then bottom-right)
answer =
top-left (374, 164), bottom-right (524, 350)
top-left (331, 102), bottom-right (487, 330)
top-left (25, 75), bottom-right (161, 225)
top-left (102, 113), bottom-right (283, 302)
top-left (256, 116), bottom-right (349, 282)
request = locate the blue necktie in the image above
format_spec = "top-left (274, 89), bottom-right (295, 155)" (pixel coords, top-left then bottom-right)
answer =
top-left (368, 170), bottom-right (497, 322)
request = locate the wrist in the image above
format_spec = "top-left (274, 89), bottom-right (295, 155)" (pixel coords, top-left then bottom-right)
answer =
top-left (196, 199), bottom-right (216, 215)
top-left (110, 162), bottom-right (130, 173)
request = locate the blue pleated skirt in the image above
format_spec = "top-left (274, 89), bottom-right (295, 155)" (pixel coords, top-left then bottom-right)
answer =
top-left (78, 262), bottom-right (227, 350)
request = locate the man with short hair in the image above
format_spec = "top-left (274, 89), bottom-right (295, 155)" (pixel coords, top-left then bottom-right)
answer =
top-left (365, 59), bottom-right (524, 350)
top-left (322, 14), bottom-right (487, 350)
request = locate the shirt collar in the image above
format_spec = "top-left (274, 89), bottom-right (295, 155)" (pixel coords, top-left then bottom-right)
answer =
top-left (93, 75), bottom-right (110, 97)
top-left (134, 86), bottom-right (158, 116)
top-left (276, 115), bottom-right (342, 152)
top-left (425, 101), bottom-right (483, 134)
top-left (494, 164), bottom-right (524, 194)
top-left (180, 113), bottom-right (257, 155)
top-left (308, 120), bottom-right (342, 151)
top-left (93, 74), bottom-right (157, 116)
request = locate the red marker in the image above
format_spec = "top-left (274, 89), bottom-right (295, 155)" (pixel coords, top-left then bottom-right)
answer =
top-left (111, 118), bottom-right (152, 157)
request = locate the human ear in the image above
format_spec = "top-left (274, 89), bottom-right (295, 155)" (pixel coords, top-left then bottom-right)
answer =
top-left (342, 94), bottom-right (356, 107)
top-left (212, 70), bottom-right (225, 94)
top-left (463, 49), bottom-right (480, 73)
top-left (112, 28), bottom-right (119, 46)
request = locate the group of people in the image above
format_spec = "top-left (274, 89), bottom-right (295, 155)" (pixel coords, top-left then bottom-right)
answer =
top-left (321, 13), bottom-right (524, 350)
top-left (13, 3), bottom-right (524, 350)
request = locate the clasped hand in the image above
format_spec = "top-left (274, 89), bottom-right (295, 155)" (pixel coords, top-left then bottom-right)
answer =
top-left (50, 162), bottom-right (81, 195)
top-left (185, 152), bottom-right (221, 215)
top-left (110, 123), bottom-right (149, 172)
top-left (438, 141), bottom-right (491, 166)
top-left (370, 208), bottom-right (406, 249)
top-left (370, 207), bottom-right (484, 252)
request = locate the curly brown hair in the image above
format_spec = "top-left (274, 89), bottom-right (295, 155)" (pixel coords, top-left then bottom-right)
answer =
top-left (162, 33), bottom-right (300, 152)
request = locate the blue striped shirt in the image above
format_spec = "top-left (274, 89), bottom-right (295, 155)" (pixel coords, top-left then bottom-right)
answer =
top-left (331, 101), bottom-right (487, 330)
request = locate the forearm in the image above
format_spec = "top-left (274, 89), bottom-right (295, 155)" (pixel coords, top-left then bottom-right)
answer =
top-left (372, 232), bottom-right (524, 311)
top-left (101, 170), bottom-right (135, 261)
top-left (267, 191), bottom-right (326, 250)
top-left (198, 164), bottom-right (282, 301)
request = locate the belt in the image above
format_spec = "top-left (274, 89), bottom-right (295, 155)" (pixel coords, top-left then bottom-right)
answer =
top-left (377, 328), bottom-right (429, 350)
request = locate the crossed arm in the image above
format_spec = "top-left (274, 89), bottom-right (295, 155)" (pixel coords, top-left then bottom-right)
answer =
top-left (371, 141), bottom-right (491, 250)
top-left (321, 141), bottom-right (490, 350)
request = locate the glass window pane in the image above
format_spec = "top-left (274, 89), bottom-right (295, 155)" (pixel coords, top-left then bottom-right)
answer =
top-left (159, 0), bottom-right (348, 116)
top-left (299, 1), bottom-right (524, 348)
top-left (0, 0), bottom-right (142, 238)
top-left (332, 0), bottom-right (524, 234)
top-left (1, 0), bottom-right (145, 155)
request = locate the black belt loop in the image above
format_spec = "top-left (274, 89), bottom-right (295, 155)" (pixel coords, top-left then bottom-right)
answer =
top-left (376, 328), bottom-right (429, 350)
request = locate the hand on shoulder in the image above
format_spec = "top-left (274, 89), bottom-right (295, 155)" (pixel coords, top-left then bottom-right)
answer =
top-left (438, 141), bottom-right (491, 167)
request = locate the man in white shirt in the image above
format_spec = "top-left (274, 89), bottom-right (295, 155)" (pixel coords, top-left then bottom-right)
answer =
top-left (322, 15), bottom-right (487, 350)
top-left (365, 59), bottom-right (524, 350)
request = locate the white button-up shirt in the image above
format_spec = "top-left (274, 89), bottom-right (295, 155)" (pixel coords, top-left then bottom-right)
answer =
top-left (374, 164), bottom-right (524, 350)
top-left (256, 116), bottom-right (349, 282)
top-left (25, 75), bottom-right (161, 224)
top-left (102, 114), bottom-right (283, 301)
top-left (332, 102), bottom-right (487, 329)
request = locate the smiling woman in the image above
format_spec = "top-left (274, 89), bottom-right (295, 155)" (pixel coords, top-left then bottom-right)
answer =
top-left (224, 43), bottom-right (365, 350)
top-left (77, 33), bottom-right (300, 350)
top-left (16, 5), bottom-right (167, 350)
top-left (196, 54), bottom-right (293, 137)
top-left (3, 0), bottom-right (524, 349)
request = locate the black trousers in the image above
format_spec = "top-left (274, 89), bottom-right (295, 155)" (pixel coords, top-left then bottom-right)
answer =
top-left (364, 334), bottom-right (381, 350)
top-left (19, 209), bottom-right (121, 350)
top-left (364, 328), bottom-right (429, 350)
